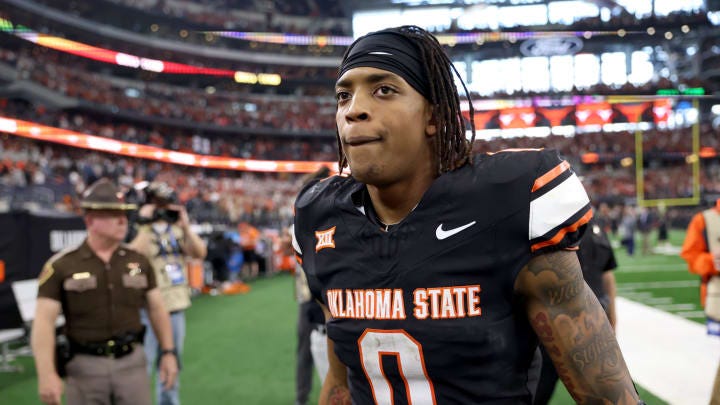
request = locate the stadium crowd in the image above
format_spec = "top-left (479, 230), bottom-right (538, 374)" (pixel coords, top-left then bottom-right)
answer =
top-left (2, 0), bottom-right (718, 286)
top-left (3, 32), bottom-right (710, 103)
top-left (55, 0), bottom-right (710, 44)
top-left (2, 120), bottom-right (718, 225)
top-left (0, 136), bottom-right (307, 229)
top-left (0, 43), bottom-right (711, 140)
top-left (3, 92), bottom-right (719, 172)
top-left (0, 99), bottom-right (337, 161)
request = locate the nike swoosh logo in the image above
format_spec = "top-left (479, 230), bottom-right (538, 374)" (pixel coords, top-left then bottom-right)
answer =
top-left (436, 221), bottom-right (477, 240)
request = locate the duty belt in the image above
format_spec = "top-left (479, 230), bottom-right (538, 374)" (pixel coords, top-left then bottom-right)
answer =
top-left (70, 330), bottom-right (143, 359)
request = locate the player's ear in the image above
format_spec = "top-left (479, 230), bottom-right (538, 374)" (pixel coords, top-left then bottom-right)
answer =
top-left (425, 103), bottom-right (437, 137)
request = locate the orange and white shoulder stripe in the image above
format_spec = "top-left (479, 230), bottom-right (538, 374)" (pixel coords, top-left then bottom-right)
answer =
top-left (529, 160), bottom-right (591, 251)
top-left (531, 160), bottom-right (571, 192)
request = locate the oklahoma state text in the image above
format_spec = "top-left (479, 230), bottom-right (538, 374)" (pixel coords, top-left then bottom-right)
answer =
top-left (326, 286), bottom-right (482, 320)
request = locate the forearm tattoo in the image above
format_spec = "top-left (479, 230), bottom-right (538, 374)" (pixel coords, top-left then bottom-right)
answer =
top-left (525, 251), bottom-right (638, 404)
top-left (324, 385), bottom-right (351, 405)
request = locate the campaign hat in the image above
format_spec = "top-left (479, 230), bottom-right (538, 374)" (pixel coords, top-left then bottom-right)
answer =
top-left (80, 178), bottom-right (137, 211)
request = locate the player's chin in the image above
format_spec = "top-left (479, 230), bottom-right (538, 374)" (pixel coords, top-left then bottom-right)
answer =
top-left (348, 162), bottom-right (386, 185)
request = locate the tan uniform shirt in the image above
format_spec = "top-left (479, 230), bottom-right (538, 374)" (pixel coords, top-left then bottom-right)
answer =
top-left (703, 208), bottom-right (720, 255)
top-left (37, 240), bottom-right (157, 343)
top-left (135, 223), bottom-right (191, 313)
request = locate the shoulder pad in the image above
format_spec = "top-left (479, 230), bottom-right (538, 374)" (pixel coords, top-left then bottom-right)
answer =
top-left (474, 148), bottom-right (545, 184)
top-left (295, 175), bottom-right (348, 209)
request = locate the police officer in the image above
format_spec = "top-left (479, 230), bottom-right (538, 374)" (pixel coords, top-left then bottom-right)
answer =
top-left (129, 182), bottom-right (206, 405)
top-left (31, 178), bottom-right (178, 405)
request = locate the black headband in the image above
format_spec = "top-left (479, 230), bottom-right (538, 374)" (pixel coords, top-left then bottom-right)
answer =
top-left (339, 29), bottom-right (431, 101)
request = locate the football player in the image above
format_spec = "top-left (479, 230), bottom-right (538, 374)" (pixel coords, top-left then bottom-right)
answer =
top-left (293, 25), bottom-right (643, 404)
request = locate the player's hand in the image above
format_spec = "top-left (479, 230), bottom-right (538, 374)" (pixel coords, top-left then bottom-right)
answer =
top-left (38, 372), bottom-right (63, 405)
top-left (159, 353), bottom-right (179, 391)
top-left (713, 252), bottom-right (720, 273)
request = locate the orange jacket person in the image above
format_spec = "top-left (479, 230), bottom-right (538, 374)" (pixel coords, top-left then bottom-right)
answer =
top-left (680, 198), bottom-right (720, 405)
top-left (681, 198), bottom-right (720, 311)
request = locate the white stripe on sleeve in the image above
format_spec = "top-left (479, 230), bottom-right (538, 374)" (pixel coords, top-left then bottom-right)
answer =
top-left (290, 224), bottom-right (302, 254)
top-left (529, 173), bottom-right (589, 240)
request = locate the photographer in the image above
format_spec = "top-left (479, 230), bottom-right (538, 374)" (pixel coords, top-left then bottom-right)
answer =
top-left (129, 182), bottom-right (206, 405)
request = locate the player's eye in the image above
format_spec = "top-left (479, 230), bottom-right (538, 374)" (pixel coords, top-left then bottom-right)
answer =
top-left (335, 91), bottom-right (351, 102)
top-left (375, 86), bottom-right (396, 96)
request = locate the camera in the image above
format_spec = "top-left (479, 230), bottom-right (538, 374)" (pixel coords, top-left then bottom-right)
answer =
top-left (136, 182), bottom-right (180, 224)
top-left (153, 207), bottom-right (180, 223)
top-left (145, 182), bottom-right (177, 206)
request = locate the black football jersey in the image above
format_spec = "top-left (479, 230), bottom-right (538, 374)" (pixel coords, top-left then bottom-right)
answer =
top-left (293, 149), bottom-right (592, 404)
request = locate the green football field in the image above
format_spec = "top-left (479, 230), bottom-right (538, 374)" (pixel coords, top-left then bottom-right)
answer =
top-left (0, 230), bottom-right (698, 404)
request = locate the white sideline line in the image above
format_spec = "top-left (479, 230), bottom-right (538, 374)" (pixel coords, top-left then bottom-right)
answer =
top-left (652, 245), bottom-right (683, 255)
top-left (616, 280), bottom-right (699, 290)
top-left (617, 297), bottom-right (719, 405)
top-left (675, 310), bottom-right (707, 319)
top-left (653, 303), bottom-right (698, 311)
top-left (621, 292), bottom-right (653, 300)
top-left (618, 264), bottom-right (687, 273)
top-left (637, 297), bottom-right (673, 305)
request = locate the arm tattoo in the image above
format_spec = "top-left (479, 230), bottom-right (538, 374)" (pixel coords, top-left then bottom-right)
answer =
top-left (526, 250), bottom-right (586, 311)
top-left (524, 251), bottom-right (638, 404)
top-left (323, 385), bottom-right (351, 405)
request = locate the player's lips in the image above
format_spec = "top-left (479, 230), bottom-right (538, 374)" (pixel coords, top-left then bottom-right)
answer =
top-left (344, 135), bottom-right (381, 146)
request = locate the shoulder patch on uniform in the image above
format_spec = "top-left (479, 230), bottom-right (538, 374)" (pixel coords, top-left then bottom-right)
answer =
top-left (315, 227), bottom-right (336, 252)
top-left (39, 244), bottom-right (83, 286)
top-left (38, 263), bottom-right (54, 286)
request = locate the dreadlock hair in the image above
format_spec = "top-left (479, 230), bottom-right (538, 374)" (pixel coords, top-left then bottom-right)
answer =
top-left (335, 25), bottom-right (476, 176)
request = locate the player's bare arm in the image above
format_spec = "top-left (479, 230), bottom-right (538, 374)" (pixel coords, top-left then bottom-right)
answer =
top-left (319, 303), bottom-right (351, 405)
top-left (515, 250), bottom-right (639, 404)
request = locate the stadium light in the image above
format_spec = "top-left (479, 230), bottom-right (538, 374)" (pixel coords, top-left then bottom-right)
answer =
top-left (0, 17), bottom-right (283, 85)
top-left (258, 74), bottom-right (282, 86)
top-left (620, 157), bottom-right (634, 167)
top-left (234, 72), bottom-right (258, 84)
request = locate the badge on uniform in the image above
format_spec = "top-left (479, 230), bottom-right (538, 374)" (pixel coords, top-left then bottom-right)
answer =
top-left (165, 263), bottom-right (185, 286)
top-left (127, 262), bottom-right (142, 276)
top-left (64, 274), bottom-right (97, 292)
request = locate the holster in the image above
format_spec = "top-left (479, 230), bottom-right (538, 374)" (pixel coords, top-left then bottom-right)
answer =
top-left (55, 335), bottom-right (73, 378)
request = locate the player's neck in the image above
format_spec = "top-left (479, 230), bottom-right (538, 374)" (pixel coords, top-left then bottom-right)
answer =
top-left (367, 173), bottom-right (435, 226)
